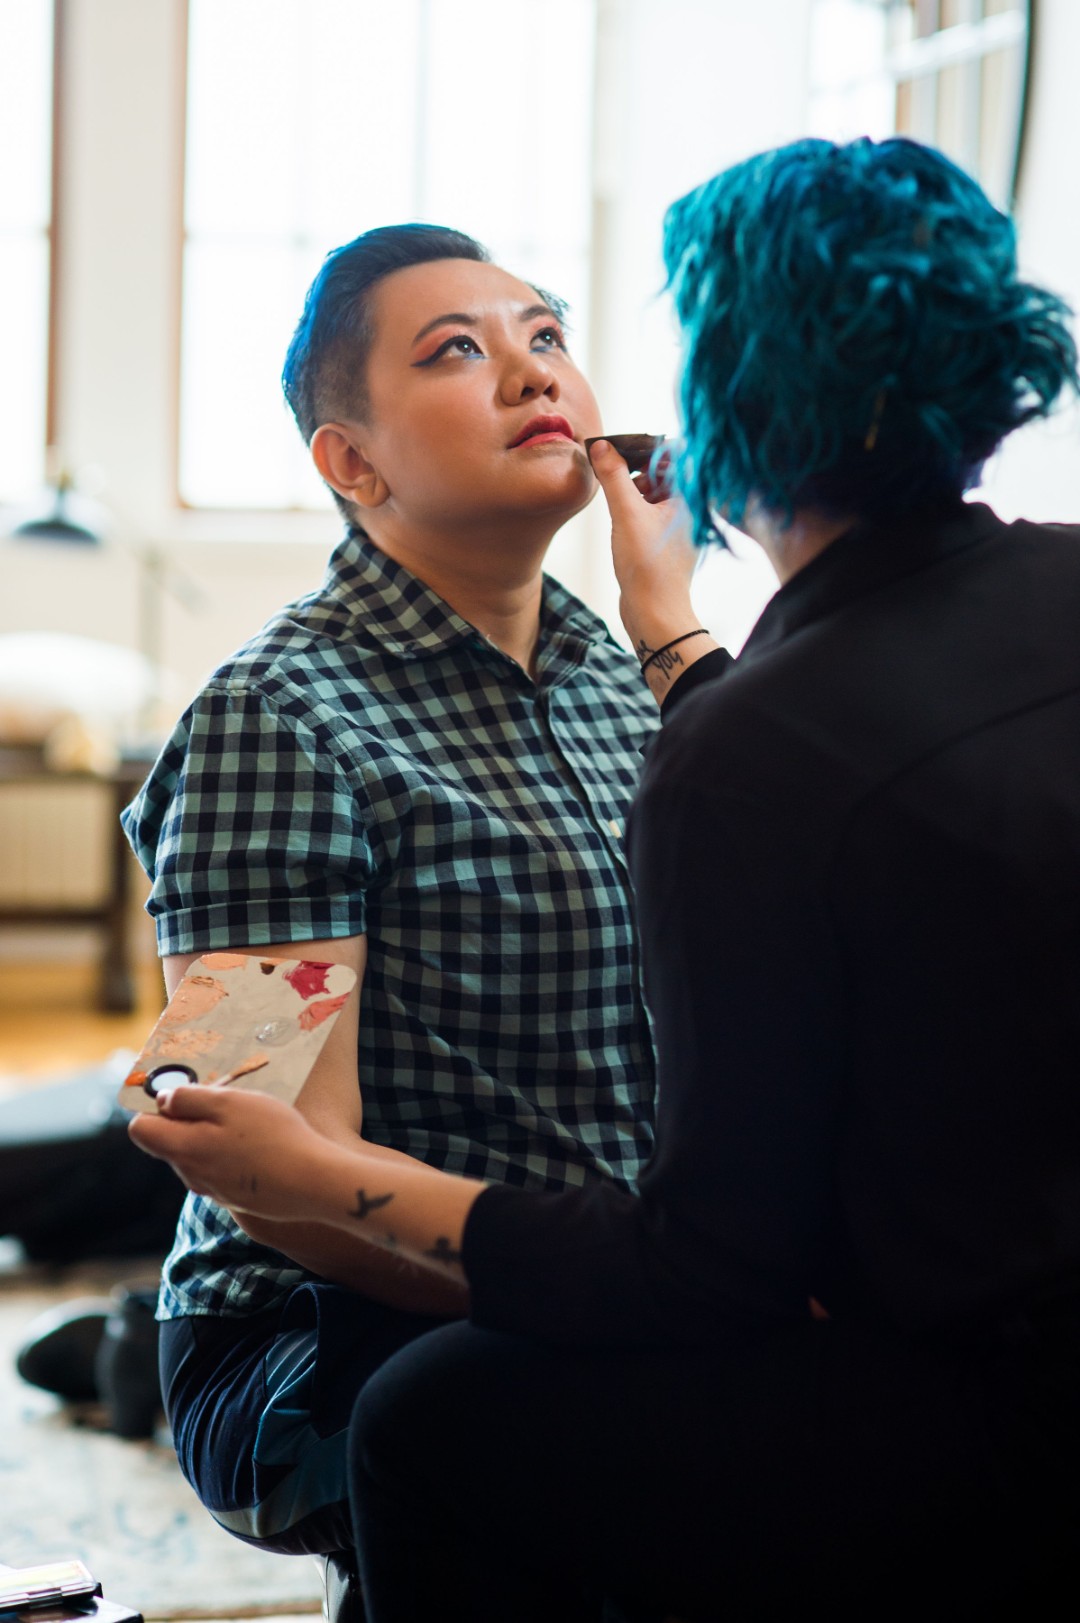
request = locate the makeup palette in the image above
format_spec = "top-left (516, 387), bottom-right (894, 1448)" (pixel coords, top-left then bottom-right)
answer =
top-left (117, 953), bottom-right (357, 1114)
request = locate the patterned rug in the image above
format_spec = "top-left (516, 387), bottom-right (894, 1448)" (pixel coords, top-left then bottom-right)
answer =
top-left (0, 1255), bottom-right (323, 1620)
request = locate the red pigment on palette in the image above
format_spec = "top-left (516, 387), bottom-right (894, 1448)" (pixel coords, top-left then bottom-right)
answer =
top-left (297, 993), bottom-right (349, 1032)
top-left (284, 960), bottom-right (334, 999)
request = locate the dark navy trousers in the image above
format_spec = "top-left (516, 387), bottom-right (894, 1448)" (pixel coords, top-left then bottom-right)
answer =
top-left (159, 1284), bottom-right (449, 1555)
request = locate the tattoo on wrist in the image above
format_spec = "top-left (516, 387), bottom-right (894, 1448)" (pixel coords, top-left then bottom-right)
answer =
top-left (424, 1236), bottom-right (463, 1265)
top-left (646, 648), bottom-right (684, 679)
top-left (636, 637), bottom-right (684, 682)
top-left (350, 1188), bottom-right (395, 1222)
top-left (640, 628), bottom-right (709, 677)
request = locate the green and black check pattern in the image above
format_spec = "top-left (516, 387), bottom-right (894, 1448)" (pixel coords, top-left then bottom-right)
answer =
top-left (123, 529), bottom-right (659, 1319)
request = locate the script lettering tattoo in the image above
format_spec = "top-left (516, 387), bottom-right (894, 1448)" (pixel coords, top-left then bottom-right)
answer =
top-left (424, 1236), bottom-right (463, 1265)
top-left (636, 637), bottom-right (686, 682)
top-left (651, 647), bottom-right (684, 677)
top-left (349, 1188), bottom-right (395, 1222)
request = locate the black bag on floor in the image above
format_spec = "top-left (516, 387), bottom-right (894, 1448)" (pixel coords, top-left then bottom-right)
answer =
top-left (0, 1056), bottom-right (186, 1262)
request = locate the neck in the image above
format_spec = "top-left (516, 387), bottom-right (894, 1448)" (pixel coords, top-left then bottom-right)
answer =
top-left (745, 502), bottom-right (858, 585)
top-left (360, 513), bottom-right (556, 677)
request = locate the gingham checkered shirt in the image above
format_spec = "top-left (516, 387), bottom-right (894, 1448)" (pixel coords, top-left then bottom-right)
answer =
top-left (123, 529), bottom-right (659, 1318)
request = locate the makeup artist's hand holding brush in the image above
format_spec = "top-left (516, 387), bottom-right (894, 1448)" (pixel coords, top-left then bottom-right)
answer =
top-left (588, 438), bottom-right (719, 701)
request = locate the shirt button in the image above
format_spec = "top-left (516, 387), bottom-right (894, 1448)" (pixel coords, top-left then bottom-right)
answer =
top-left (608, 819), bottom-right (622, 838)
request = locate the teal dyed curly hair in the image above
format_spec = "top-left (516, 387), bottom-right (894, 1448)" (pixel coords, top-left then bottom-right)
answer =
top-left (663, 137), bottom-right (1079, 541)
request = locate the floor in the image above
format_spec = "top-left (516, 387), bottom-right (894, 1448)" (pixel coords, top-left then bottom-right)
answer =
top-left (0, 952), bottom-right (324, 1623)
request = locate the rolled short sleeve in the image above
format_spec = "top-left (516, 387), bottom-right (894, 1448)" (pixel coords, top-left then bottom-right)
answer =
top-left (122, 683), bottom-right (373, 955)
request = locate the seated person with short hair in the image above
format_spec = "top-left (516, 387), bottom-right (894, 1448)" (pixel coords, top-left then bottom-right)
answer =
top-left (122, 224), bottom-right (664, 1558)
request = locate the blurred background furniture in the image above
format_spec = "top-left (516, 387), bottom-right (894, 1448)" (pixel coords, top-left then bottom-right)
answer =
top-left (0, 744), bottom-right (157, 1013)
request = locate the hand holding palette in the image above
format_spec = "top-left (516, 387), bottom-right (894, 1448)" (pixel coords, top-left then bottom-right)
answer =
top-left (117, 954), bottom-right (357, 1115)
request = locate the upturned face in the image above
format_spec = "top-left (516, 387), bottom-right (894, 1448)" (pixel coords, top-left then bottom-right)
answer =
top-left (348, 257), bottom-right (602, 535)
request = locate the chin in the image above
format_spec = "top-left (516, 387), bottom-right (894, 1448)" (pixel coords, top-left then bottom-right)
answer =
top-left (525, 462), bottom-right (597, 520)
top-left (564, 479), bottom-right (600, 520)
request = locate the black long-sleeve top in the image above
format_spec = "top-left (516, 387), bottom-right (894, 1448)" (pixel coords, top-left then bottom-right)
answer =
top-left (462, 501), bottom-right (1080, 1345)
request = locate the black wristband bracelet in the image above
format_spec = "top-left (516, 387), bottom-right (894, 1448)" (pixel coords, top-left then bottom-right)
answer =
top-left (639, 629), bottom-right (710, 675)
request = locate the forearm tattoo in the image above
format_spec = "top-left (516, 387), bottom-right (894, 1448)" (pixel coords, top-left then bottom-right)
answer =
top-left (349, 1188), bottom-right (395, 1221)
top-left (424, 1236), bottom-right (463, 1265)
top-left (346, 1189), bottom-right (463, 1270)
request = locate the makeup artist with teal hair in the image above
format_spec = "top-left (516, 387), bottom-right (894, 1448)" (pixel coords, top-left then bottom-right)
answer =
top-left (132, 137), bottom-right (1080, 1621)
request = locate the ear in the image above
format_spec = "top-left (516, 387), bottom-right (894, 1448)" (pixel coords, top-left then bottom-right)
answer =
top-left (310, 423), bottom-right (390, 510)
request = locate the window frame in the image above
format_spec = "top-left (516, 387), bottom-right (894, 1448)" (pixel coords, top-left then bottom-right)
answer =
top-left (807, 0), bottom-right (1035, 210)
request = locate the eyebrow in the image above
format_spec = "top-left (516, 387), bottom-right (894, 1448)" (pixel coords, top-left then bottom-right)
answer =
top-left (410, 303), bottom-right (559, 347)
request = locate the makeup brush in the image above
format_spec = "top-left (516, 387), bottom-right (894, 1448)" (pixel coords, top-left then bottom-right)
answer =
top-left (585, 434), bottom-right (676, 501)
top-left (584, 433), bottom-right (667, 473)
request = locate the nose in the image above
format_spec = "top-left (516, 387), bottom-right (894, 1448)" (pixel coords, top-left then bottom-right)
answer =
top-left (499, 347), bottom-right (560, 406)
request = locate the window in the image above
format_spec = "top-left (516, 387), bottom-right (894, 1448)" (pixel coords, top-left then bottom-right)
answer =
top-left (808, 0), bottom-right (1032, 208)
top-left (0, 0), bottom-right (54, 503)
top-left (179, 0), bottom-right (596, 510)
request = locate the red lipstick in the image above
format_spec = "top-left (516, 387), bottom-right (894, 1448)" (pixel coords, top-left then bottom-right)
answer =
top-left (508, 415), bottom-right (575, 449)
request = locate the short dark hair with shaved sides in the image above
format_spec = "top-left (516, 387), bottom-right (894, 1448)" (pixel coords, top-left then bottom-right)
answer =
top-left (283, 223), bottom-right (492, 450)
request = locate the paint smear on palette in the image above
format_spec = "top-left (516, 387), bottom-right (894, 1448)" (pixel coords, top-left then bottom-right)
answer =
top-left (297, 993), bottom-right (350, 1032)
top-left (159, 975), bottom-right (229, 1025)
top-left (200, 953), bottom-right (250, 971)
top-left (226, 1055), bottom-right (271, 1083)
top-left (152, 1027), bottom-right (224, 1059)
top-left (283, 960), bottom-right (334, 999)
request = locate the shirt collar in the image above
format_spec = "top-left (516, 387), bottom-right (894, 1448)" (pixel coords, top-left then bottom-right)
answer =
top-left (324, 526), bottom-right (611, 665)
top-left (741, 500), bottom-right (1003, 659)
